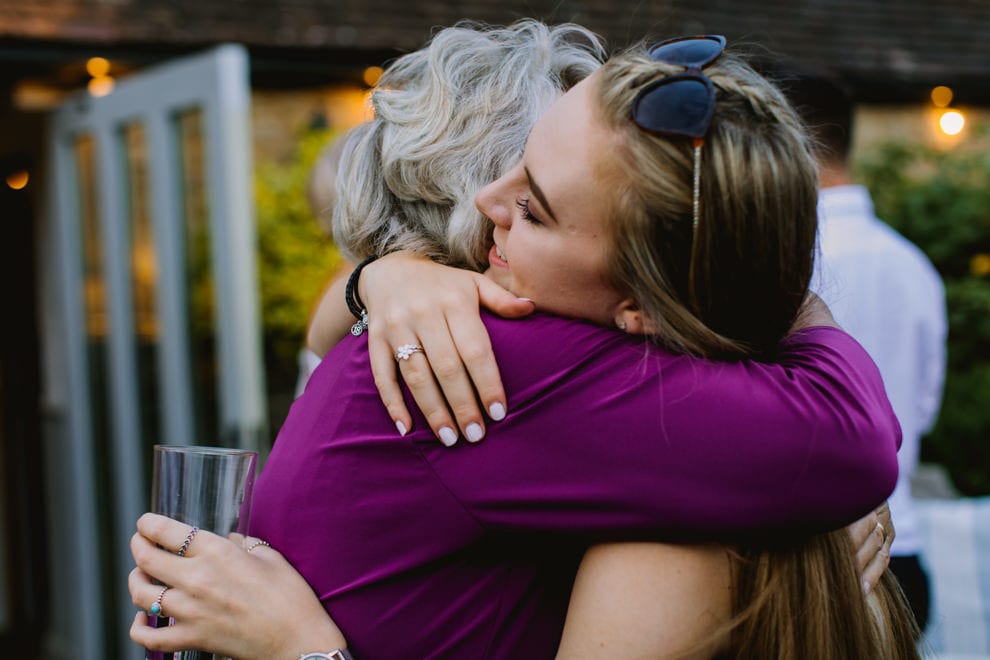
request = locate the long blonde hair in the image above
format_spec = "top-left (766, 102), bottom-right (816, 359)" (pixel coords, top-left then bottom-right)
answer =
top-left (594, 46), bottom-right (819, 360)
top-left (725, 530), bottom-right (920, 658)
top-left (594, 44), bottom-right (917, 657)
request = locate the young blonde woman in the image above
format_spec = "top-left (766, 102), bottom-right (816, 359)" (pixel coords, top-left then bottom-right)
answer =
top-left (129, 24), bottom-right (907, 659)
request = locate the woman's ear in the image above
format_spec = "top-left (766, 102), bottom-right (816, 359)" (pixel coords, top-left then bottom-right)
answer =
top-left (614, 299), bottom-right (656, 335)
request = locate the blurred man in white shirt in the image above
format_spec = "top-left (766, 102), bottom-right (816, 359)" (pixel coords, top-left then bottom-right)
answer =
top-left (783, 68), bottom-right (947, 634)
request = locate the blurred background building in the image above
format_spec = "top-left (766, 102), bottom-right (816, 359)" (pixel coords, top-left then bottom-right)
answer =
top-left (1, 1), bottom-right (988, 658)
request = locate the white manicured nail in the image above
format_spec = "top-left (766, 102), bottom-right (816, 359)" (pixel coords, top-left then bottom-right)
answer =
top-left (489, 402), bottom-right (506, 421)
top-left (395, 420), bottom-right (407, 436)
top-left (466, 423), bottom-right (484, 443)
top-left (439, 426), bottom-right (458, 447)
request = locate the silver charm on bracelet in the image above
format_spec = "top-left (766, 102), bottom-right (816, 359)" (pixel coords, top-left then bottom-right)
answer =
top-left (350, 310), bottom-right (369, 336)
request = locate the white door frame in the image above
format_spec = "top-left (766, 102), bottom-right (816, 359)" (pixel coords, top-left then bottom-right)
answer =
top-left (42, 44), bottom-right (266, 659)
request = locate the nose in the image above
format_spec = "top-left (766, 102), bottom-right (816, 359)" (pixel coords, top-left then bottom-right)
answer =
top-left (475, 174), bottom-right (512, 229)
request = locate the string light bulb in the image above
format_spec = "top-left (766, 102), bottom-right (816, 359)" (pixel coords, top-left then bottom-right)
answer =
top-left (5, 170), bottom-right (29, 190)
top-left (938, 110), bottom-right (965, 136)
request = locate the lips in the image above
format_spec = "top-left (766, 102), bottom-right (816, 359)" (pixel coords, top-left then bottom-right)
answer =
top-left (489, 243), bottom-right (509, 267)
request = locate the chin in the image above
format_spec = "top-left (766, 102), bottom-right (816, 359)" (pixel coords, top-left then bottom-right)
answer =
top-left (482, 267), bottom-right (512, 291)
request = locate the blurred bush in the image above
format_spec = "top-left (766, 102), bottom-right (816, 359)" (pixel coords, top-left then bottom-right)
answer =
top-left (255, 129), bottom-right (343, 433)
top-left (856, 136), bottom-right (990, 495)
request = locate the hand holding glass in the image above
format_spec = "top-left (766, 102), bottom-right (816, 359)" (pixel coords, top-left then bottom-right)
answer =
top-left (148, 445), bottom-right (258, 660)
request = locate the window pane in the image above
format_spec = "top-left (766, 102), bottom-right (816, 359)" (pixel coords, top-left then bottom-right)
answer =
top-left (176, 109), bottom-right (219, 444)
top-left (121, 122), bottom-right (161, 463)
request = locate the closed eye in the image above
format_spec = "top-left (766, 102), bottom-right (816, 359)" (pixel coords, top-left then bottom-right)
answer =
top-left (515, 197), bottom-right (543, 225)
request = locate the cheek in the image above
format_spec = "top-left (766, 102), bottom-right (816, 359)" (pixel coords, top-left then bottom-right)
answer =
top-left (542, 245), bottom-right (611, 298)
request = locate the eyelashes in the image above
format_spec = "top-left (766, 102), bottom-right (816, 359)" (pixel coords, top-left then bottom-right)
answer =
top-left (515, 197), bottom-right (542, 225)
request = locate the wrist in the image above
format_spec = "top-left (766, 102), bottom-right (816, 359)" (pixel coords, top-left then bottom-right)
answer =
top-left (345, 255), bottom-right (379, 336)
top-left (299, 651), bottom-right (353, 660)
top-left (356, 249), bottom-right (430, 306)
top-left (283, 616), bottom-right (349, 660)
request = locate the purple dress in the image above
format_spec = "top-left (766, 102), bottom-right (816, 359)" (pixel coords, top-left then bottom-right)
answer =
top-left (250, 313), bottom-right (900, 659)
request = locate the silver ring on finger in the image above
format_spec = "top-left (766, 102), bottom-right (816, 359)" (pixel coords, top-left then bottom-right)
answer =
top-left (176, 526), bottom-right (199, 557)
top-left (247, 539), bottom-right (271, 553)
top-left (149, 585), bottom-right (169, 617)
top-left (394, 343), bottom-right (425, 361)
top-left (875, 521), bottom-right (887, 544)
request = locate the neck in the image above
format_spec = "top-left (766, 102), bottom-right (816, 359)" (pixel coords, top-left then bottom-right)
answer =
top-left (818, 162), bottom-right (853, 189)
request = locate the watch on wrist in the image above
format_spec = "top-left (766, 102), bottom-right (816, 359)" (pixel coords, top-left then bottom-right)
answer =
top-left (300, 650), bottom-right (353, 660)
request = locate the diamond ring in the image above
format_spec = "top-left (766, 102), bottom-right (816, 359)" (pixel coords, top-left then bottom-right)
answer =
top-left (394, 344), bottom-right (425, 361)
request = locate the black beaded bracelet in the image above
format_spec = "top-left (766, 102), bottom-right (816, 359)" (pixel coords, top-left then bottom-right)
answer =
top-left (344, 255), bottom-right (379, 336)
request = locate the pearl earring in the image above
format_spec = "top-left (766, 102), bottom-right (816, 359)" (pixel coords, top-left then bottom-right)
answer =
top-left (617, 319), bottom-right (627, 331)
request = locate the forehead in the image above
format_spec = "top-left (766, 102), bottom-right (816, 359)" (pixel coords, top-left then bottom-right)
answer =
top-left (524, 74), bottom-right (622, 225)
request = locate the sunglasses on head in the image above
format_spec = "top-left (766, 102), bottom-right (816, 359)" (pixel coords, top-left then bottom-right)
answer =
top-left (631, 35), bottom-right (727, 230)
top-left (632, 35), bottom-right (726, 139)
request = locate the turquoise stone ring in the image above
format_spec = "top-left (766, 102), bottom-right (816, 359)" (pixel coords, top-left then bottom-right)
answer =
top-left (150, 585), bottom-right (169, 618)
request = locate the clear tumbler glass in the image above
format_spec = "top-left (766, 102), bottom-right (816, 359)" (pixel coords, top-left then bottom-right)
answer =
top-left (147, 445), bottom-right (258, 660)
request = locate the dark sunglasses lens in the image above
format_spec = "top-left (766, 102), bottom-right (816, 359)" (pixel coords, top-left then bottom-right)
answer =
top-left (632, 78), bottom-right (713, 139)
top-left (649, 38), bottom-right (724, 67)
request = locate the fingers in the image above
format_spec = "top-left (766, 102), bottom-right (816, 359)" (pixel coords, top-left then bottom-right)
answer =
top-left (129, 567), bottom-right (186, 619)
top-left (448, 289), bottom-right (508, 424)
top-left (358, 252), bottom-right (509, 443)
top-left (394, 336), bottom-right (463, 446)
top-left (135, 513), bottom-right (204, 556)
top-left (854, 515), bottom-right (884, 580)
top-left (476, 275), bottom-right (535, 319)
top-left (861, 520), bottom-right (891, 594)
top-left (369, 301), bottom-right (493, 446)
top-left (876, 501), bottom-right (894, 546)
top-left (129, 566), bottom-right (161, 612)
top-left (368, 330), bottom-right (414, 436)
top-left (244, 537), bottom-right (273, 554)
top-left (420, 314), bottom-right (494, 443)
top-left (847, 501), bottom-right (894, 594)
top-left (848, 510), bottom-right (879, 571)
top-left (130, 609), bottom-right (212, 654)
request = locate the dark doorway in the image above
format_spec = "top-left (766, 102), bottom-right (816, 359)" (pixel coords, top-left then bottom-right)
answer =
top-left (0, 151), bottom-right (48, 660)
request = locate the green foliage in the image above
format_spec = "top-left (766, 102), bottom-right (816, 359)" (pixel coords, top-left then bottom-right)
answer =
top-left (855, 138), bottom-right (990, 495)
top-left (255, 129), bottom-right (343, 408)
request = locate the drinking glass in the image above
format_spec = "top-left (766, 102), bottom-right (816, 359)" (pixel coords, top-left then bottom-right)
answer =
top-left (147, 445), bottom-right (258, 660)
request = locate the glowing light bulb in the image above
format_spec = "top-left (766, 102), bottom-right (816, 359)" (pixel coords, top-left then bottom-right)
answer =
top-left (88, 75), bottom-right (115, 97)
top-left (363, 66), bottom-right (384, 87)
top-left (86, 57), bottom-right (111, 78)
top-left (939, 110), bottom-right (965, 136)
top-left (931, 85), bottom-right (953, 108)
top-left (6, 170), bottom-right (29, 190)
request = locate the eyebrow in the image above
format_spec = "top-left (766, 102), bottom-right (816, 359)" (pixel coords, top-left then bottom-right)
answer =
top-left (524, 166), bottom-right (558, 223)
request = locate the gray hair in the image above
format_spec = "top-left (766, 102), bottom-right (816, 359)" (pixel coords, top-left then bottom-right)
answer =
top-left (332, 20), bottom-right (606, 269)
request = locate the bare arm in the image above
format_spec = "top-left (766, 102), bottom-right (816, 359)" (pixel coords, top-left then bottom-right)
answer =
top-left (558, 542), bottom-right (732, 659)
top-left (306, 267), bottom-right (354, 358)
top-left (558, 500), bottom-right (892, 659)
